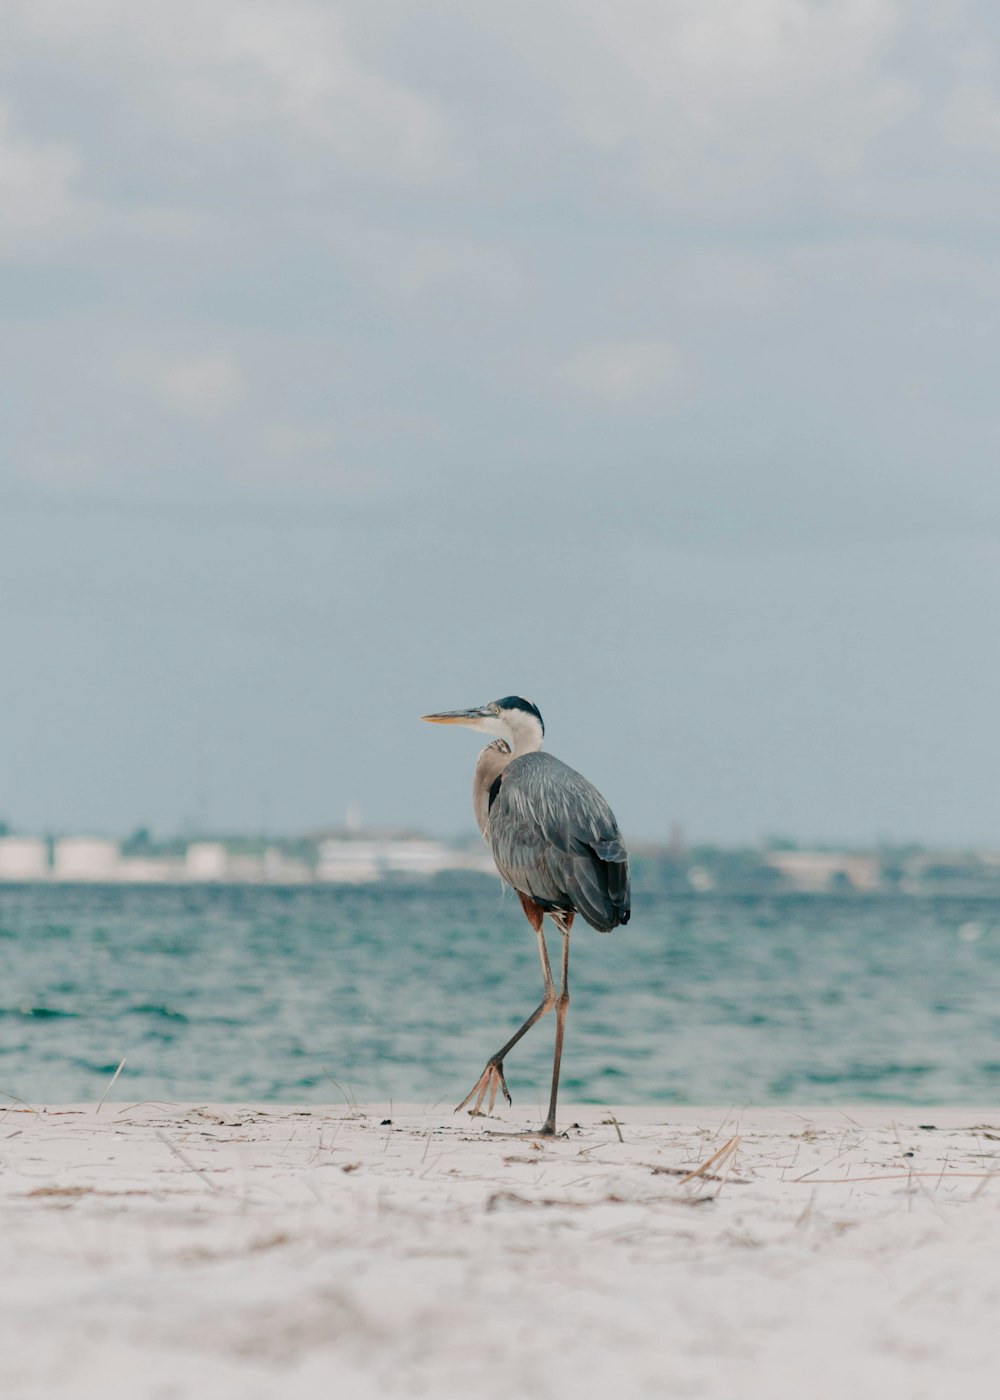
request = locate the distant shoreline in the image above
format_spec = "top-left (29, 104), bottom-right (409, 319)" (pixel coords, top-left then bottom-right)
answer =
top-left (3, 877), bottom-right (1000, 899)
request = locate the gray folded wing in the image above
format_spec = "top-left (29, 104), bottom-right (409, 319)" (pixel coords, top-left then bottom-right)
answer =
top-left (487, 751), bottom-right (630, 932)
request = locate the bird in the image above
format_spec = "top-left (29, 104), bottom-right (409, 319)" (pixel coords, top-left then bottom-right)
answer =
top-left (422, 695), bottom-right (630, 1135)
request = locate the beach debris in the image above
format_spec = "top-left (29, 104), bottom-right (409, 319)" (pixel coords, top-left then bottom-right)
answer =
top-left (486, 1190), bottom-right (591, 1212)
top-left (677, 1134), bottom-right (741, 1187)
top-left (321, 1069), bottom-right (365, 1117)
top-left (155, 1129), bottom-right (224, 1193)
top-left (648, 1162), bottom-right (749, 1185)
top-left (601, 1115), bottom-right (625, 1143)
top-left (96, 1057), bottom-right (127, 1114)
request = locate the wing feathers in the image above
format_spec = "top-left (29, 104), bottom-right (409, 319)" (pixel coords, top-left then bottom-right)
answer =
top-left (488, 752), bottom-right (630, 932)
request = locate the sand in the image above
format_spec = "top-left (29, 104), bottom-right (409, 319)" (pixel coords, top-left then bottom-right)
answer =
top-left (2, 1100), bottom-right (999, 1399)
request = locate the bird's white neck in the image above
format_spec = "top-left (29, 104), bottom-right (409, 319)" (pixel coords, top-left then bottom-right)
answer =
top-left (471, 709), bottom-right (544, 756)
top-left (501, 710), bottom-right (544, 757)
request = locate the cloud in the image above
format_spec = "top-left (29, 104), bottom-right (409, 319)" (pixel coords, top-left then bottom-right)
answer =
top-left (529, 0), bottom-right (917, 215)
top-left (211, 4), bottom-right (456, 185)
top-left (0, 104), bottom-right (78, 252)
top-left (331, 225), bottom-right (523, 308)
top-left (5, 0), bottom-right (459, 197)
top-left (153, 354), bottom-right (245, 420)
top-left (354, 0), bottom-right (1000, 226)
top-left (5, 0), bottom-right (998, 263)
top-left (252, 421), bottom-right (386, 494)
top-left (939, 79), bottom-right (1000, 154)
top-left (552, 338), bottom-right (688, 410)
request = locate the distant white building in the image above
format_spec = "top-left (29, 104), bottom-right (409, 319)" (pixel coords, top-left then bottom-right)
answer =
top-left (53, 838), bottom-right (121, 882)
top-left (381, 839), bottom-right (457, 876)
top-left (317, 835), bottom-right (493, 883)
top-left (184, 842), bottom-right (229, 881)
top-left (317, 839), bottom-right (382, 883)
top-left (0, 836), bottom-right (49, 881)
top-left (765, 851), bottom-right (880, 893)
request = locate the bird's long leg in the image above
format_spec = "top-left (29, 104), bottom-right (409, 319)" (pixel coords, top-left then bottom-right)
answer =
top-left (455, 896), bottom-right (556, 1118)
top-left (539, 914), bottom-right (573, 1136)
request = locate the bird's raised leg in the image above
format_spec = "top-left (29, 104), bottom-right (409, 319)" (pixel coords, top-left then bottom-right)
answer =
top-left (456, 895), bottom-right (556, 1118)
top-left (539, 914), bottom-right (572, 1136)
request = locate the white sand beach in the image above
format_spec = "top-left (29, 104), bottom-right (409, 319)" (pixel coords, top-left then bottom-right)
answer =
top-left (3, 1101), bottom-right (999, 1399)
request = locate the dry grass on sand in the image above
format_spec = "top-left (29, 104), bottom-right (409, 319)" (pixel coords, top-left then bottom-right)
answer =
top-left (2, 1101), bottom-right (1000, 1399)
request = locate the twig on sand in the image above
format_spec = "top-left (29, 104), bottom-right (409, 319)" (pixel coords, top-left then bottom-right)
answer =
top-left (113, 1100), bottom-right (184, 1117)
top-left (601, 1115), bottom-right (625, 1143)
top-left (792, 1170), bottom-right (1000, 1185)
top-left (713, 1105), bottom-right (742, 1139)
top-left (321, 1069), bottom-right (364, 1118)
top-left (96, 1058), bottom-right (127, 1114)
top-left (678, 1134), bottom-right (741, 1187)
top-left (892, 1120), bottom-right (947, 1220)
top-left (646, 1161), bottom-right (748, 1184)
top-left (0, 1090), bottom-right (40, 1118)
top-left (155, 1130), bottom-right (223, 1193)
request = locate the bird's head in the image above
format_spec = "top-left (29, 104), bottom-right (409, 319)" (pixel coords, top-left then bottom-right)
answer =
top-left (422, 695), bottom-right (545, 754)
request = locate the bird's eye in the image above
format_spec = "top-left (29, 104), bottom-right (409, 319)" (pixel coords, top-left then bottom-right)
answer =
top-left (490, 704), bottom-right (500, 716)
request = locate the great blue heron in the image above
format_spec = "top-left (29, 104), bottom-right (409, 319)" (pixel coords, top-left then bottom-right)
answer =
top-left (422, 695), bottom-right (630, 1135)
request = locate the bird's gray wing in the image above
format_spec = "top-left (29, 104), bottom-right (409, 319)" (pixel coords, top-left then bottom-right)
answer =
top-left (488, 752), bottom-right (630, 932)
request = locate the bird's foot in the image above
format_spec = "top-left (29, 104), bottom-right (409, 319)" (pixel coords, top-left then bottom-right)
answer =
top-left (483, 1125), bottom-right (566, 1139)
top-left (454, 1059), bottom-right (512, 1117)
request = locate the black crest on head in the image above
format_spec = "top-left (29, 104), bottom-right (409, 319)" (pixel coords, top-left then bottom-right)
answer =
top-left (495, 696), bottom-right (544, 735)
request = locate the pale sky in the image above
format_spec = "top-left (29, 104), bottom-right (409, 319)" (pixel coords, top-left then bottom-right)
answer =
top-left (2, 1), bottom-right (1000, 845)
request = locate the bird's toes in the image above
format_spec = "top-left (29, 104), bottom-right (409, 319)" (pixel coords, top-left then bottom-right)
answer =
top-left (455, 1062), bottom-right (511, 1118)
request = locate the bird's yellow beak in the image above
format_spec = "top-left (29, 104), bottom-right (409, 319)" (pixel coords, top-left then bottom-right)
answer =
top-left (422, 707), bottom-right (489, 725)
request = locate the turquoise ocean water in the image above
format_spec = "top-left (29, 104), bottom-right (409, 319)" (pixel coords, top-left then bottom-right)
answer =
top-left (2, 881), bottom-right (1000, 1108)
